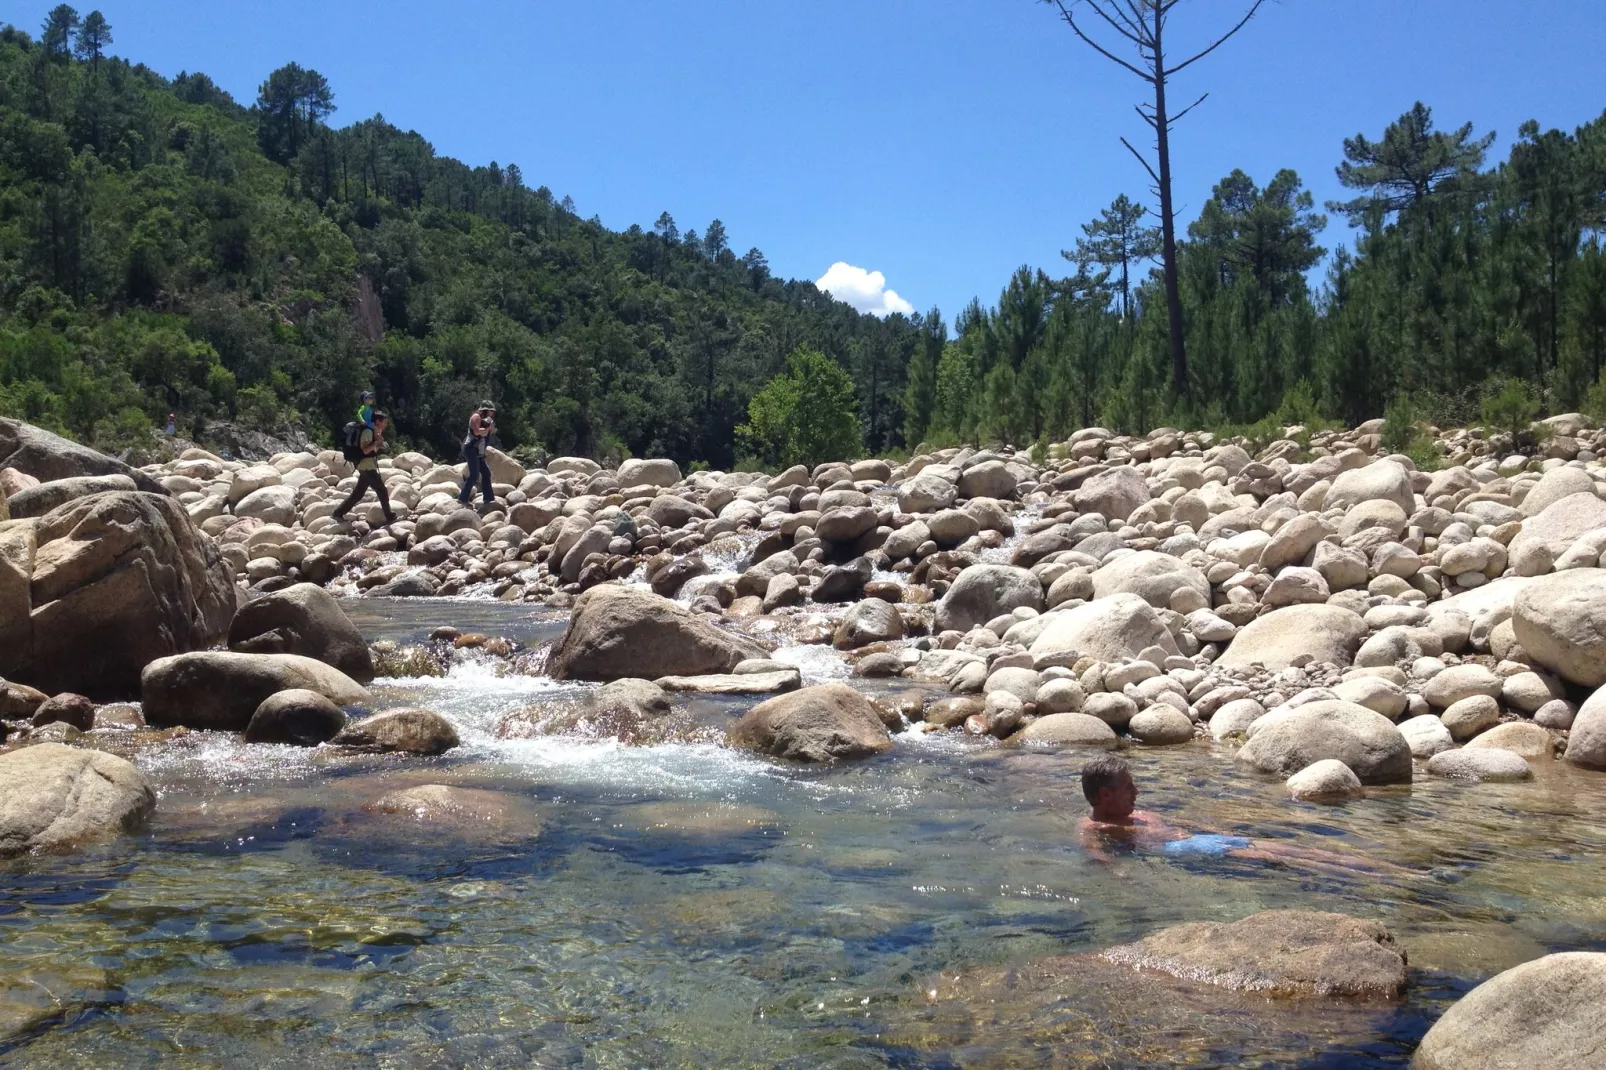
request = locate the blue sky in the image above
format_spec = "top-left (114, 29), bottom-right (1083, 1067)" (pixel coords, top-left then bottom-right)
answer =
top-left (31, 0), bottom-right (1606, 324)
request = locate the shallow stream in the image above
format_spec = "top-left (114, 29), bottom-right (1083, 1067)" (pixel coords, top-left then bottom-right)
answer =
top-left (5, 599), bottom-right (1606, 1067)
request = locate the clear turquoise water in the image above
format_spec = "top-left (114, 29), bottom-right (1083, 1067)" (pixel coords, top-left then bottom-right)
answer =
top-left (5, 599), bottom-right (1605, 1067)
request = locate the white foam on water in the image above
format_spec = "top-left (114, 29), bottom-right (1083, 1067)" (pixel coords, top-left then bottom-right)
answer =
top-left (770, 643), bottom-right (851, 682)
top-left (134, 732), bottom-right (328, 784)
top-left (478, 736), bottom-right (787, 798)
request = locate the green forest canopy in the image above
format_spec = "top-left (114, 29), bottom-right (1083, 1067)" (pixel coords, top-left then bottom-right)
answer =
top-left (1, 5), bottom-right (1603, 468)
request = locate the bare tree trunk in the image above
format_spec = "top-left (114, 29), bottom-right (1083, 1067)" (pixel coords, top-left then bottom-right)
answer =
top-left (1151, 9), bottom-right (1186, 394)
top-left (1047, 0), bottom-right (1267, 398)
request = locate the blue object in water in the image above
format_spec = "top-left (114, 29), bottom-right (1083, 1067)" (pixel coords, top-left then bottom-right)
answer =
top-left (1161, 834), bottom-right (1251, 857)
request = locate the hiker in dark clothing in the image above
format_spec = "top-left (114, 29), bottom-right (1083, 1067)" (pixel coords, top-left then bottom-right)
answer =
top-left (458, 401), bottom-right (497, 508)
top-left (333, 410), bottom-right (396, 524)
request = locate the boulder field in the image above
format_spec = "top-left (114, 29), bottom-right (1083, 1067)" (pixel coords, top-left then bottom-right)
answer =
top-left (7, 412), bottom-right (1606, 845)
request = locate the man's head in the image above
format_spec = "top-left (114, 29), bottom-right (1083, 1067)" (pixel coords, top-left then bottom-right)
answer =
top-left (372, 409), bottom-right (388, 430)
top-left (479, 400), bottom-right (496, 418)
top-left (1081, 755), bottom-right (1136, 819)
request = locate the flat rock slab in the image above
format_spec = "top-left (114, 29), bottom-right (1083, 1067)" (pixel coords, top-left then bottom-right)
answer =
top-left (653, 670), bottom-right (801, 694)
top-left (899, 944), bottom-right (1405, 1065)
top-left (1099, 909), bottom-right (1407, 999)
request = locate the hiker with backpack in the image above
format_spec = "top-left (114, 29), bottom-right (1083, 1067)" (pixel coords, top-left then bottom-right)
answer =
top-left (457, 401), bottom-right (497, 509)
top-left (333, 410), bottom-right (396, 524)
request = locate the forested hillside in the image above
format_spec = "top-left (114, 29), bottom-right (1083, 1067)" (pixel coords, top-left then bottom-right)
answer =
top-left (0, 6), bottom-right (919, 465)
top-left (1, 5), bottom-right (1603, 468)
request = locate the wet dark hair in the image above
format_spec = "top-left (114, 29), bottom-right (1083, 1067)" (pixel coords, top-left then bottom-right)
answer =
top-left (1081, 755), bottom-right (1131, 805)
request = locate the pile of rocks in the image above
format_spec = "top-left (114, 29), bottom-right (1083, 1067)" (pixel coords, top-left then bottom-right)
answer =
top-left (8, 411), bottom-right (1606, 793)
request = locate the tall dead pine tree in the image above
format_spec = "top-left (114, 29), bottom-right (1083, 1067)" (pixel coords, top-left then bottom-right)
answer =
top-left (1047, 0), bottom-right (1267, 395)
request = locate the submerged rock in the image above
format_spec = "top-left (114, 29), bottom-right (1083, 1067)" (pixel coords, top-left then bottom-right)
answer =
top-left (1100, 910), bottom-right (1407, 999)
top-left (366, 784), bottom-right (541, 833)
top-left (497, 679), bottom-right (700, 746)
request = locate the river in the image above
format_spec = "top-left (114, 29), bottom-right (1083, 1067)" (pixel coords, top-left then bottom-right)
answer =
top-left (4, 598), bottom-right (1605, 1067)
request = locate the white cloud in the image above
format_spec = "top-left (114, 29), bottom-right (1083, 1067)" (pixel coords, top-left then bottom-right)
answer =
top-left (816, 261), bottom-right (915, 318)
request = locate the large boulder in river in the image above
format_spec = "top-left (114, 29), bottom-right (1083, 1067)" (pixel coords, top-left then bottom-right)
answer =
top-left (1216, 604), bottom-right (1368, 672)
top-left (0, 491), bottom-right (236, 700)
top-left (5, 474), bottom-right (137, 519)
top-left (1099, 910), bottom-right (1407, 999)
top-left (935, 564), bottom-right (1043, 633)
top-left (141, 651), bottom-right (370, 731)
top-left (1030, 594), bottom-right (1178, 663)
top-left (1235, 700), bottom-right (1412, 784)
top-left (546, 584), bottom-right (766, 681)
top-left (1091, 550), bottom-right (1208, 608)
top-left (0, 418), bottom-right (165, 493)
top-left (726, 682), bottom-right (892, 762)
top-left (0, 743), bottom-right (155, 857)
top-left (228, 583), bottom-right (374, 683)
top-left (1414, 952), bottom-right (1606, 1070)
top-left (1511, 569), bottom-right (1606, 686)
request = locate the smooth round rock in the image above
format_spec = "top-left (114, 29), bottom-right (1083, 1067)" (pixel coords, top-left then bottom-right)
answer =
top-left (1422, 664), bottom-right (1502, 709)
top-left (1005, 712), bottom-right (1120, 748)
top-left (29, 693), bottom-right (96, 732)
top-left (1127, 706), bottom-right (1194, 746)
top-left (1440, 694), bottom-right (1501, 741)
top-left (1414, 952), bottom-right (1606, 1070)
top-left (1464, 720), bottom-right (1554, 760)
top-left (244, 688), bottom-right (348, 746)
top-left (1286, 759), bottom-right (1364, 801)
top-left (1426, 747), bottom-right (1532, 782)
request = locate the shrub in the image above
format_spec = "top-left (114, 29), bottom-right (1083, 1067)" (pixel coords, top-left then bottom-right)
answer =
top-left (1480, 376), bottom-right (1540, 442)
top-left (736, 348), bottom-right (862, 469)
